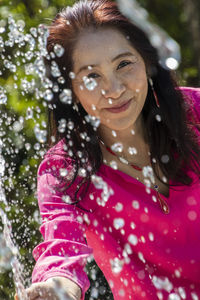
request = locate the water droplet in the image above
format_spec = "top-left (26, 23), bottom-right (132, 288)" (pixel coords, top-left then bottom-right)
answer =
top-left (30, 27), bottom-right (37, 37)
top-left (78, 168), bottom-right (87, 177)
top-left (161, 154), bottom-right (169, 163)
top-left (0, 90), bottom-right (7, 104)
top-left (58, 119), bottom-right (66, 133)
top-left (43, 89), bottom-right (53, 101)
top-left (130, 222), bottom-right (136, 229)
top-left (113, 218), bottom-right (125, 229)
top-left (67, 121), bottom-right (74, 130)
top-left (26, 107), bottom-right (33, 119)
top-left (34, 142), bottom-right (40, 150)
top-left (148, 232), bottom-right (154, 241)
top-left (132, 200), bottom-right (140, 209)
top-left (165, 57), bottom-right (179, 70)
top-left (69, 72), bottom-right (75, 79)
top-left (34, 125), bottom-right (47, 143)
top-left (115, 202), bottom-right (123, 212)
top-left (112, 130), bottom-right (117, 137)
top-left (128, 147), bottom-right (137, 155)
top-left (124, 243), bottom-right (133, 256)
top-left (108, 98), bottom-right (113, 104)
top-left (155, 114), bottom-right (162, 122)
top-left (0, 27), bottom-right (5, 33)
top-left (83, 76), bottom-right (97, 91)
top-left (110, 160), bottom-right (118, 170)
top-left (51, 61), bottom-right (61, 77)
top-left (191, 292), bottom-right (199, 300)
top-left (119, 289), bottom-right (125, 297)
top-left (34, 57), bottom-right (46, 78)
top-left (58, 76), bottom-right (65, 84)
top-left (25, 143), bottom-right (31, 151)
top-left (54, 44), bottom-right (65, 57)
top-left (89, 194), bottom-right (94, 201)
top-left (177, 287), bottom-right (186, 299)
top-left (143, 166), bottom-right (155, 184)
top-left (59, 89), bottom-right (72, 104)
top-left (91, 175), bottom-right (113, 204)
top-left (111, 142), bottom-right (123, 153)
top-left (188, 211), bottom-right (197, 221)
top-left (118, 156), bottom-right (128, 165)
top-left (50, 84), bottom-right (57, 93)
top-left (168, 293), bottom-right (181, 300)
top-left (131, 129), bottom-right (135, 135)
top-left (128, 234), bottom-right (138, 246)
top-left (152, 276), bottom-right (173, 292)
top-left (110, 257), bottom-right (124, 274)
top-left (59, 168), bottom-right (68, 177)
top-left (85, 115), bottom-right (100, 128)
top-left (13, 121), bottom-right (23, 132)
top-left (0, 157), bottom-right (5, 177)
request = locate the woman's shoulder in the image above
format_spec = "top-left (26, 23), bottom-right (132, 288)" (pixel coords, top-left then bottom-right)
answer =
top-left (179, 86), bottom-right (200, 101)
top-left (179, 86), bottom-right (200, 124)
top-left (45, 138), bottom-right (68, 157)
top-left (38, 138), bottom-right (75, 178)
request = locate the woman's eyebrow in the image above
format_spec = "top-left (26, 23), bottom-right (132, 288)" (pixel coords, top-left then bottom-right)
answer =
top-left (111, 51), bottom-right (135, 62)
top-left (76, 51), bottom-right (136, 75)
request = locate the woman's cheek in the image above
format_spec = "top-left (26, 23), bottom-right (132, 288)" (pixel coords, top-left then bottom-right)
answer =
top-left (80, 91), bottom-right (101, 116)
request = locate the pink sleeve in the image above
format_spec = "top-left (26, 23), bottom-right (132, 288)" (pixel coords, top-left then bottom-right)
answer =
top-left (32, 153), bottom-right (93, 299)
top-left (180, 87), bottom-right (200, 143)
top-left (179, 87), bottom-right (200, 123)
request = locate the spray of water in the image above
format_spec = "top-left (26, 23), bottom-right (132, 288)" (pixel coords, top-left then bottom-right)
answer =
top-left (0, 140), bottom-right (28, 300)
top-left (117, 0), bottom-right (181, 70)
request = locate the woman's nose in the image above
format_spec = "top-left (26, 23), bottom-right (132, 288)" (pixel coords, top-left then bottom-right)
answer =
top-left (103, 78), bottom-right (126, 99)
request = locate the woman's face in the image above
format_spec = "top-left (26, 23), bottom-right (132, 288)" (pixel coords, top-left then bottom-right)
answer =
top-left (72, 27), bottom-right (148, 131)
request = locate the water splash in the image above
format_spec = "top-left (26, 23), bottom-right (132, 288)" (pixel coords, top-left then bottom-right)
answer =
top-left (0, 141), bottom-right (28, 300)
top-left (91, 175), bottom-right (114, 207)
top-left (117, 0), bottom-right (181, 70)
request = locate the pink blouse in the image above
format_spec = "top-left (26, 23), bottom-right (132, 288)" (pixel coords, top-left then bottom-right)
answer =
top-left (32, 87), bottom-right (200, 300)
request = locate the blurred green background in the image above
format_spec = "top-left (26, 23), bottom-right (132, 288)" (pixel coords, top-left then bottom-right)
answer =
top-left (0, 0), bottom-right (199, 299)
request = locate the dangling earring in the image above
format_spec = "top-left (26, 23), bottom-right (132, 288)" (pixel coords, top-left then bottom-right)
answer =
top-left (148, 78), bottom-right (160, 108)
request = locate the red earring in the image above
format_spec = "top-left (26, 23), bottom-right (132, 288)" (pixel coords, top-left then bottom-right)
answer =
top-left (148, 78), bottom-right (160, 108)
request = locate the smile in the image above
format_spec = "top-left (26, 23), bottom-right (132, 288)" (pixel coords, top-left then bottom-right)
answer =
top-left (105, 98), bottom-right (133, 113)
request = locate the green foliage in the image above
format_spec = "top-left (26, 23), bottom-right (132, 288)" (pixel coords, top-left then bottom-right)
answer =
top-left (0, 0), bottom-right (199, 299)
top-left (137, 0), bottom-right (200, 86)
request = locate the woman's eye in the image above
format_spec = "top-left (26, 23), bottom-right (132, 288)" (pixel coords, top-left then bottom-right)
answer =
top-left (87, 73), bottom-right (100, 79)
top-left (117, 61), bottom-right (132, 69)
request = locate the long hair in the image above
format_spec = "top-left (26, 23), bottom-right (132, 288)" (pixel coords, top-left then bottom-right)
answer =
top-left (44, 0), bottom-right (200, 203)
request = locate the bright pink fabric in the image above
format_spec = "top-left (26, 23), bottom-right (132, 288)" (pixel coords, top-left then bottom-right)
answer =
top-left (32, 87), bottom-right (200, 300)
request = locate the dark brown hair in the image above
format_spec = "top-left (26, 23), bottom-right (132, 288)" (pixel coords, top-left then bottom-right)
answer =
top-left (44, 0), bottom-right (200, 203)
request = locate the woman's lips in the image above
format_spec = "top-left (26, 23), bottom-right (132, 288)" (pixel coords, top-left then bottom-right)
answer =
top-left (105, 98), bottom-right (133, 113)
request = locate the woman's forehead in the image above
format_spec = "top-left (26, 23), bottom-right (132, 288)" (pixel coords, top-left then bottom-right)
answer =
top-left (72, 27), bottom-right (139, 70)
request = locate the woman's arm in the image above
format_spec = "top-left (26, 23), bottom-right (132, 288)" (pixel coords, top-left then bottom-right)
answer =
top-left (30, 153), bottom-right (93, 300)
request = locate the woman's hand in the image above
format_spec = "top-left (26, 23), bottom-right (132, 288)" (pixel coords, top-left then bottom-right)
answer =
top-left (14, 277), bottom-right (81, 300)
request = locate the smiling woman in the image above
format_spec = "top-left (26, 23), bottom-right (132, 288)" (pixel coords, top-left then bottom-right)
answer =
top-left (18, 0), bottom-right (200, 299)
top-left (72, 27), bottom-right (148, 132)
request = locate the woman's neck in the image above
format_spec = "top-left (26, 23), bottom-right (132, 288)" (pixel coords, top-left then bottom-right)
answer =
top-left (98, 115), bottom-right (150, 163)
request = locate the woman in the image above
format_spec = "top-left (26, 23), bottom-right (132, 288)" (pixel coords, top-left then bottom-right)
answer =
top-left (20, 0), bottom-right (200, 299)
